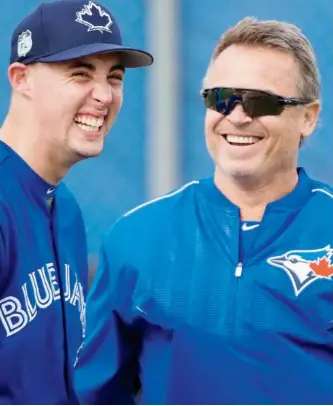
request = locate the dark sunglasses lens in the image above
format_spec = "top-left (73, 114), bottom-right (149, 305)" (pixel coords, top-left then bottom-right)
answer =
top-left (242, 91), bottom-right (284, 117)
top-left (203, 88), bottom-right (235, 113)
top-left (203, 89), bottom-right (218, 109)
top-left (203, 88), bottom-right (285, 118)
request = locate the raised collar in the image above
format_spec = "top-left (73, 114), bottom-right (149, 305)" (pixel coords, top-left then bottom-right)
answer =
top-left (198, 168), bottom-right (314, 213)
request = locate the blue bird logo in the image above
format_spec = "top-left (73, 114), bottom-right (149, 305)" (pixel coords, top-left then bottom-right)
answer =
top-left (268, 245), bottom-right (333, 295)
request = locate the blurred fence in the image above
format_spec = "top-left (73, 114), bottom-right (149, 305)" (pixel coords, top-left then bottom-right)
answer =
top-left (0, 0), bottom-right (332, 262)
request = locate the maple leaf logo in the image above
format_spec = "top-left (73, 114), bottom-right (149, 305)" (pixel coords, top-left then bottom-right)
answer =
top-left (75, 1), bottom-right (113, 33)
top-left (310, 257), bottom-right (333, 277)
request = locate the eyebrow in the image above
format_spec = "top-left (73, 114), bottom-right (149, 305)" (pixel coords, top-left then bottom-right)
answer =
top-left (67, 60), bottom-right (125, 73)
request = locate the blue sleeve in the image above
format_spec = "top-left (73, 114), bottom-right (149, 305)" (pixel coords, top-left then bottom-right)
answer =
top-left (74, 237), bottom-right (142, 405)
top-left (0, 206), bottom-right (9, 275)
top-left (0, 228), bottom-right (4, 269)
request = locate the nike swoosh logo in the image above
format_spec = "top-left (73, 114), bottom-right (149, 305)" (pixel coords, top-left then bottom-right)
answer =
top-left (46, 188), bottom-right (55, 195)
top-left (242, 223), bottom-right (260, 231)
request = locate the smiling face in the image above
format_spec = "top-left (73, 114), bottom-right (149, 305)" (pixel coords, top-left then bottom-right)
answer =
top-left (28, 53), bottom-right (124, 162)
top-left (203, 44), bottom-right (320, 183)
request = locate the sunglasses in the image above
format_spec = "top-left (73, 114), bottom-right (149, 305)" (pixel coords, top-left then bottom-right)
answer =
top-left (200, 87), bottom-right (312, 118)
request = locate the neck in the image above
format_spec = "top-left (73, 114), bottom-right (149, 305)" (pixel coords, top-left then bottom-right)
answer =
top-left (214, 167), bottom-right (299, 221)
top-left (0, 113), bottom-right (70, 185)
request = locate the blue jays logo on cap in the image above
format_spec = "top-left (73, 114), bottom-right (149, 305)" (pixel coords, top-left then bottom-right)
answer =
top-left (268, 245), bottom-right (333, 296)
top-left (75, 1), bottom-right (113, 34)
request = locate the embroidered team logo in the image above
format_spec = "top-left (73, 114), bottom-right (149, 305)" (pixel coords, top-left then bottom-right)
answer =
top-left (75, 1), bottom-right (113, 33)
top-left (17, 30), bottom-right (33, 58)
top-left (268, 245), bottom-right (333, 296)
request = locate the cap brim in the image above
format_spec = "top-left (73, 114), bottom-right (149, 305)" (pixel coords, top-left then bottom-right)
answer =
top-left (35, 43), bottom-right (153, 68)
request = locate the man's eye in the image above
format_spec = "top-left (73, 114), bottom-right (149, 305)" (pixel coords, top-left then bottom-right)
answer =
top-left (72, 72), bottom-right (90, 78)
top-left (108, 75), bottom-right (124, 82)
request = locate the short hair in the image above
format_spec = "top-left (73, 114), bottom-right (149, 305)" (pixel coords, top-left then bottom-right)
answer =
top-left (211, 17), bottom-right (320, 101)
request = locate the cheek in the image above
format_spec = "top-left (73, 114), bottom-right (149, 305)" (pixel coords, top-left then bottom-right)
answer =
top-left (204, 111), bottom-right (222, 158)
top-left (258, 114), bottom-right (301, 158)
top-left (33, 84), bottom-right (68, 117)
top-left (35, 96), bottom-right (64, 131)
top-left (258, 116), bottom-right (289, 146)
top-left (48, 91), bottom-right (89, 128)
top-left (112, 88), bottom-right (123, 112)
top-left (105, 89), bottom-right (123, 126)
top-left (205, 110), bottom-right (221, 137)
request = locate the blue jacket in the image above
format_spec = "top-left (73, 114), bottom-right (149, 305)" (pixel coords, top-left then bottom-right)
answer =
top-left (75, 168), bottom-right (333, 405)
top-left (0, 141), bottom-right (88, 404)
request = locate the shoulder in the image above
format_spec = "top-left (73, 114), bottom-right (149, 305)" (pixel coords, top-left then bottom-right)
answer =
top-left (123, 180), bottom-right (199, 221)
top-left (101, 179), bottom-right (200, 251)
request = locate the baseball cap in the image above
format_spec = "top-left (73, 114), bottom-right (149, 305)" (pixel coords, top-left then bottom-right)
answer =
top-left (10, 0), bottom-right (153, 68)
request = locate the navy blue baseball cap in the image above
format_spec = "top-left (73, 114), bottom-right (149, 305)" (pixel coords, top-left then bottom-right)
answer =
top-left (10, 0), bottom-right (153, 68)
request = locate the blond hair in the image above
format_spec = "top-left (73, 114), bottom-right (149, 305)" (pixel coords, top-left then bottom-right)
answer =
top-left (211, 17), bottom-right (320, 101)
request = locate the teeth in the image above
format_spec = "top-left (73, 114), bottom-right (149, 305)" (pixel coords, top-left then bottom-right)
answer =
top-left (77, 123), bottom-right (100, 132)
top-left (75, 115), bottom-right (104, 129)
top-left (226, 135), bottom-right (262, 145)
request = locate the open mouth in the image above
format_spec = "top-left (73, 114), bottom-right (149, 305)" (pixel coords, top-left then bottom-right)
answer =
top-left (222, 134), bottom-right (264, 146)
top-left (74, 115), bottom-right (105, 133)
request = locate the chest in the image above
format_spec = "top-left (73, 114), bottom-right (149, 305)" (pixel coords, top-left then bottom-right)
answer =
top-left (131, 208), bottom-right (333, 339)
top-left (0, 203), bottom-right (86, 346)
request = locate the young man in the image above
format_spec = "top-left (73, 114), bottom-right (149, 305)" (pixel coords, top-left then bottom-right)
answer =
top-left (0, 0), bottom-right (152, 403)
top-left (75, 18), bottom-right (333, 405)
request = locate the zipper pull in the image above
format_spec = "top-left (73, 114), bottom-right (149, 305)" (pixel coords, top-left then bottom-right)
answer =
top-left (235, 262), bottom-right (243, 278)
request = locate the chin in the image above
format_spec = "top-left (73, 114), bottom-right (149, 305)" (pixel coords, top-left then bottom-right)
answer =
top-left (72, 139), bottom-right (105, 159)
top-left (229, 168), bottom-right (256, 178)
top-left (218, 162), bottom-right (262, 180)
top-left (78, 147), bottom-right (104, 159)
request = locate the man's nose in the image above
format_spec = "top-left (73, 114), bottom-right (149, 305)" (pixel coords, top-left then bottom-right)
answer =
top-left (92, 81), bottom-right (113, 106)
top-left (226, 102), bottom-right (252, 125)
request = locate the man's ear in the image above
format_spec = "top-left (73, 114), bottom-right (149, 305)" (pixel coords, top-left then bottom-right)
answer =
top-left (8, 62), bottom-right (33, 97)
top-left (301, 99), bottom-right (321, 139)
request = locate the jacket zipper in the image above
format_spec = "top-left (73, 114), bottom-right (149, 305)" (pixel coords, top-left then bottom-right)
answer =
top-left (232, 219), bottom-right (261, 334)
top-left (231, 262), bottom-right (243, 336)
top-left (235, 262), bottom-right (243, 278)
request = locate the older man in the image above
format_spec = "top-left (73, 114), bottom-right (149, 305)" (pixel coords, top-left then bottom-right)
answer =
top-left (75, 17), bottom-right (332, 405)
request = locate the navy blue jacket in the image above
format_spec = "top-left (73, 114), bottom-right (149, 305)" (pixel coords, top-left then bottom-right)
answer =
top-left (0, 141), bottom-right (88, 404)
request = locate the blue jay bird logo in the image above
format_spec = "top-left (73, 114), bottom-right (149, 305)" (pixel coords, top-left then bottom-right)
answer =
top-left (75, 1), bottom-right (113, 33)
top-left (268, 245), bottom-right (333, 296)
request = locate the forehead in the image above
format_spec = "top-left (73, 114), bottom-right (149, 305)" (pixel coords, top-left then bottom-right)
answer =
top-left (205, 45), bottom-right (300, 96)
top-left (33, 52), bottom-right (124, 76)
top-left (67, 53), bottom-right (123, 68)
